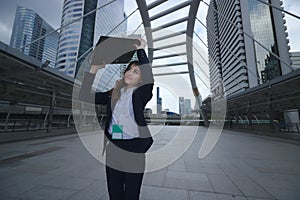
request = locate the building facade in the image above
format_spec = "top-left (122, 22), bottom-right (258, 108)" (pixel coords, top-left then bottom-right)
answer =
top-left (290, 51), bottom-right (300, 69)
top-left (206, 0), bottom-right (291, 97)
top-left (157, 87), bottom-right (162, 114)
top-left (184, 99), bottom-right (192, 115)
top-left (10, 6), bottom-right (59, 68)
top-left (179, 97), bottom-right (184, 116)
top-left (179, 97), bottom-right (192, 115)
top-left (56, 0), bottom-right (126, 78)
top-left (206, 0), bottom-right (224, 101)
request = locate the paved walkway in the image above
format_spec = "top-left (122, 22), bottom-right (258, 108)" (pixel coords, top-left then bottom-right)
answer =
top-left (0, 126), bottom-right (299, 200)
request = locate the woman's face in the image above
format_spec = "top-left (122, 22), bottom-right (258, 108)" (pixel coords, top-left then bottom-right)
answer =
top-left (124, 64), bottom-right (142, 88)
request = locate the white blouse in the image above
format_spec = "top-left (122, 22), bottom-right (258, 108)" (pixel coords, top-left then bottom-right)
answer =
top-left (108, 87), bottom-right (139, 139)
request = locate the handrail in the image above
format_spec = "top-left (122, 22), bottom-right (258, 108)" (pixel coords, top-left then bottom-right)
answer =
top-left (0, 119), bottom-right (75, 132)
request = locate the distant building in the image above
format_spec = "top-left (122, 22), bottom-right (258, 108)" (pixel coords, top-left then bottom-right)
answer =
top-left (184, 99), bottom-right (192, 115)
top-left (206, 0), bottom-right (291, 97)
top-left (179, 97), bottom-right (184, 115)
top-left (290, 51), bottom-right (300, 69)
top-left (179, 97), bottom-right (192, 115)
top-left (157, 87), bottom-right (162, 114)
top-left (56, 0), bottom-right (127, 78)
top-left (10, 6), bottom-right (59, 68)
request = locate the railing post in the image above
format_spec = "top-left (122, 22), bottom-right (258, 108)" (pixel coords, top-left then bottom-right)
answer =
top-left (27, 120), bottom-right (31, 131)
top-left (5, 103), bottom-right (16, 131)
top-left (39, 120), bottom-right (43, 130)
top-left (67, 111), bottom-right (72, 128)
top-left (47, 87), bottom-right (56, 133)
top-left (12, 120), bottom-right (16, 132)
top-left (43, 110), bottom-right (49, 129)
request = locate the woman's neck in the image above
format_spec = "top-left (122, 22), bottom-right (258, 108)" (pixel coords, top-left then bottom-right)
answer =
top-left (125, 85), bottom-right (137, 90)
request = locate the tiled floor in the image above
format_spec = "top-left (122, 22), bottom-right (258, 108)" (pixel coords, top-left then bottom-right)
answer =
top-left (0, 125), bottom-right (300, 200)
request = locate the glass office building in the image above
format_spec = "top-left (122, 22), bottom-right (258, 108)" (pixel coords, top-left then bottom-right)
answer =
top-left (248, 0), bottom-right (282, 83)
top-left (56, 0), bottom-right (84, 77)
top-left (10, 6), bottom-right (59, 68)
top-left (56, 0), bottom-right (126, 78)
top-left (94, 0), bottom-right (127, 45)
top-left (206, 0), bottom-right (291, 96)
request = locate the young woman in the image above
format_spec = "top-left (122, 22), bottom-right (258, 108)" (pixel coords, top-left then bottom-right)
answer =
top-left (79, 38), bottom-right (154, 200)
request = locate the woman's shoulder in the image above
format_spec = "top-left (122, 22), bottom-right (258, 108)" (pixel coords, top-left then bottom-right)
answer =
top-left (132, 83), bottom-right (153, 101)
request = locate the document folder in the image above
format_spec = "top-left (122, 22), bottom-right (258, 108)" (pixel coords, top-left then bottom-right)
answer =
top-left (91, 36), bottom-right (140, 65)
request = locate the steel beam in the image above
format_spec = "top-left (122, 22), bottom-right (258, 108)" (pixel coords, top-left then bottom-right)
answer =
top-left (186, 0), bottom-right (209, 126)
top-left (136, 0), bottom-right (154, 62)
top-left (150, 1), bottom-right (192, 21)
top-left (153, 42), bottom-right (186, 51)
top-left (152, 62), bottom-right (188, 68)
top-left (153, 30), bottom-right (186, 42)
top-left (154, 71), bottom-right (189, 76)
top-left (147, 0), bottom-right (168, 10)
top-left (153, 52), bottom-right (187, 60)
top-left (152, 17), bottom-right (188, 32)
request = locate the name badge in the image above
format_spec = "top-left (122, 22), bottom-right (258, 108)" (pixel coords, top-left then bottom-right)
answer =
top-left (112, 124), bottom-right (123, 140)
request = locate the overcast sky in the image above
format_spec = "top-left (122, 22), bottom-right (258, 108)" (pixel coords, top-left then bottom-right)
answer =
top-left (0, 0), bottom-right (132, 44)
top-left (0, 0), bottom-right (299, 49)
top-left (0, 0), bottom-right (299, 112)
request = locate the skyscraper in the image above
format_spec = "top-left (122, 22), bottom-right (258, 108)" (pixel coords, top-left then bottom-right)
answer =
top-left (179, 97), bottom-right (192, 115)
top-left (10, 6), bottom-right (59, 68)
top-left (56, 0), bottom-right (126, 78)
top-left (184, 99), bottom-right (192, 115)
top-left (157, 87), bottom-right (162, 114)
top-left (206, 0), bottom-right (291, 97)
top-left (247, 0), bottom-right (291, 82)
top-left (179, 97), bottom-right (184, 116)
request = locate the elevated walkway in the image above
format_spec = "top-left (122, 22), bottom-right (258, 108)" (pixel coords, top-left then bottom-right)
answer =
top-left (0, 126), bottom-right (299, 200)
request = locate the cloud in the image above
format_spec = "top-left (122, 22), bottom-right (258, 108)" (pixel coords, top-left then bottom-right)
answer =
top-left (0, 21), bottom-right (11, 44)
top-left (283, 0), bottom-right (300, 51)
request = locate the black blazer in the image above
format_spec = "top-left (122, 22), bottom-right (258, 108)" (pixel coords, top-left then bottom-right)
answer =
top-left (79, 49), bottom-right (154, 154)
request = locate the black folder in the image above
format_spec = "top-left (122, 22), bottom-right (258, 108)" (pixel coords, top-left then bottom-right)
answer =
top-left (91, 36), bottom-right (140, 65)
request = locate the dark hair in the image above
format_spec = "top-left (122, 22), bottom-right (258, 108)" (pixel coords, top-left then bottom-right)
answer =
top-left (111, 60), bottom-right (141, 104)
top-left (124, 60), bottom-right (140, 74)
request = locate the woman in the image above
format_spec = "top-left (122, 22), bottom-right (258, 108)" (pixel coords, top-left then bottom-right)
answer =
top-left (79, 38), bottom-right (154, 200)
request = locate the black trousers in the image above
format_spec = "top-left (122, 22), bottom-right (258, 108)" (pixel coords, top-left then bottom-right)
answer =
top-left (105, 139), bottom-right (145, 200)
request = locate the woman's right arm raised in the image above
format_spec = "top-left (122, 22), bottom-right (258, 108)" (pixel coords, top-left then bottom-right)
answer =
top-left (79, 64), bottom-right (110, 105)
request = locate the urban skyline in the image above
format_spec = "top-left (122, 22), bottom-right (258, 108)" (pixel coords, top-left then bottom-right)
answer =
top-left (0, 0), bottom-right (299, 114)
top-left (0, 2), bottom-right (299, 197)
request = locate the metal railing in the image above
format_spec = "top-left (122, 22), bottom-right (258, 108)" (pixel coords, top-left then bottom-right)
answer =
top-left (0, 119), bottom-right (75, 132)
top-left (226, 119), bottom-right (300, 134)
